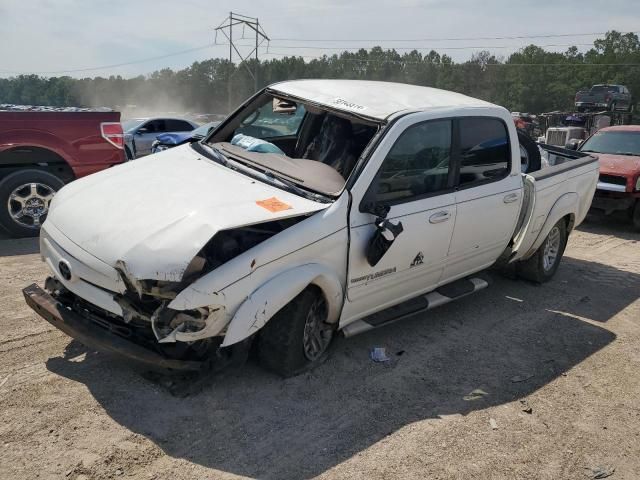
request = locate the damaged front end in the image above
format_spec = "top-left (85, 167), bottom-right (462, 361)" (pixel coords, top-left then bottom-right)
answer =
top-left (26, 217), bottom-right (308, 371)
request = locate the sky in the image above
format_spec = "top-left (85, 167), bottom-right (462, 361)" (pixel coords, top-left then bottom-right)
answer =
top-left (1, 0), bottom-right (639, 78)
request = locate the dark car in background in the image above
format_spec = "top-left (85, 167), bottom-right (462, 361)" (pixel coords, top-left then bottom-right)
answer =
top-left (575, 84), bottom-right (633, 113)
top-left (150, 121), bottom-right (220, 154)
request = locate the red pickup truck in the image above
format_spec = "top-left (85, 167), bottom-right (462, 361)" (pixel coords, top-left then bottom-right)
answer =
top-left (0, 106), bottom-right (126, 237)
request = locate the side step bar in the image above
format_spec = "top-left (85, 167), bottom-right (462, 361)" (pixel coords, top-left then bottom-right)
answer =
top-left (342, 276), bottom-right (489, 337)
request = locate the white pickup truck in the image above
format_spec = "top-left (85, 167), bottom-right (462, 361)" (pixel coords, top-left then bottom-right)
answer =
top-left (24, 80), bottom-right (598, 376)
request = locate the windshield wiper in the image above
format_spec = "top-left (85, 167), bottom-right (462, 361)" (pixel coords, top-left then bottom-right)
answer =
top-left (263, 170), bottom-right (330, 203)
top-left (193, 142), bottom-right (229, 166)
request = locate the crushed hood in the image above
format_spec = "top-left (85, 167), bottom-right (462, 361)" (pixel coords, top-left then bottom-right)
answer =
top-left (597, 153), bottom-right (640, 177)
top-left (47, 144), bottom-right (329, 281)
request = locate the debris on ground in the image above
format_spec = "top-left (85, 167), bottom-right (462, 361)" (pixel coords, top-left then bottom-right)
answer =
top-left (463, 389), bottom-right (489, 401)
top-left (520, 399), bottom-right (533, 414)
top-left (585, 466), bottom-right (615, 478)
top-left (489, 418), bottom-right (498, 430)
top-left (370, 347), bottom-right (390, 363)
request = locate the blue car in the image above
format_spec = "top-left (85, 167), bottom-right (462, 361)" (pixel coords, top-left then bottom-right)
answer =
top-left (150, 121), bottom-right (220, 154)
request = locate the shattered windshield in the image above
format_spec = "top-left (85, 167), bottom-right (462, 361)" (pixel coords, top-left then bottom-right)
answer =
top-left (205, 93), bottom-right (379, 197)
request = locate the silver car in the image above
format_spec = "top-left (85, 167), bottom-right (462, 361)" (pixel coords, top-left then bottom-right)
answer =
top-left (122, 117), bottom-right (199, 159)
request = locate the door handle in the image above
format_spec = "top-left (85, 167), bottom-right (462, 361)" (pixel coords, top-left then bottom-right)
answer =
top-left (503, 193), bottom-right (519, 204)
top-left (429, 211), bottom-right (451, 224)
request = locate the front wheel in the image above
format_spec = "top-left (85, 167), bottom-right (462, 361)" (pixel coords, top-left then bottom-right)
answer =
top-left (257, 287), bottom-right (334, 377)
top-left (0, 169), bottom-right (64, 237)
top-left (517, 220), bottom-right (568, 283)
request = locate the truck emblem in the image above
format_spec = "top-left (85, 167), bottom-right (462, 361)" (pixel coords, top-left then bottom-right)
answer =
top-left (58, 260), bottom-right (72, 281)
top-left (410, 252), bottom-right (424, 267)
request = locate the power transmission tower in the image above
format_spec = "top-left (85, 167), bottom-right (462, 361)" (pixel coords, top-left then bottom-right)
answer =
top-left (215, 12), bottom-right (270, 112)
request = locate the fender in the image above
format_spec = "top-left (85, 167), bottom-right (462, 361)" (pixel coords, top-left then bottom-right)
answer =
top-left (221, 263), bottom-right (344, 347)
top-left (524, 192), bottom-right (578, 259)
top-left (0, 130), bottom-right (74, 165)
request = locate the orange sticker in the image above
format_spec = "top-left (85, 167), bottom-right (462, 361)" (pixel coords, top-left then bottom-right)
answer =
top-left (256, 197), bottom-right (292, 213)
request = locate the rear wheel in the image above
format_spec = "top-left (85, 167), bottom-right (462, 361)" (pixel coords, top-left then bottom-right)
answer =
top-left (258, 287), bottom-right (334, 377)
top-left (632, 201), bottom-right (640, 232)
top-left (0, 169), bottom-right (64, 237)
top-left (517, 220), bottom-right (568, 283)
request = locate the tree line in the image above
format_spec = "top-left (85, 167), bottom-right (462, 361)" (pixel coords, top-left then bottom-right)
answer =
top-left (1, 31), bottom-right (639, 116)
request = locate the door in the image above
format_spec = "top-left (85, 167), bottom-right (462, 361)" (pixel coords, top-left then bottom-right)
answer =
top-left (443, 117), bottom-right (522, 281)
top-left (342, 119), bottom-right (457, 324)
top-left (135, 119), bottom-right (168, 156)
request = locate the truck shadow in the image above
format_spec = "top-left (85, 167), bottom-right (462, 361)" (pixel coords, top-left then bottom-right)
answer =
top-left (0, 237), bottom-right (39, 256)
top-left (45, 255), bottom-right (637, 480)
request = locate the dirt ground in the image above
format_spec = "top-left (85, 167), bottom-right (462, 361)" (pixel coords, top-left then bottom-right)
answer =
top-left (0, 215), bottom-right (639, 480)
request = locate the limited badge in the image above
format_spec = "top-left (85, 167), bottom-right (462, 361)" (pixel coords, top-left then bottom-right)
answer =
top-left (256, 197), bottom-right (292, 213)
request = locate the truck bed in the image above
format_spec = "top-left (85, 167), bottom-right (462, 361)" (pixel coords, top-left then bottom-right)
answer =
top-left (510, 145), bottom-right (599, 262)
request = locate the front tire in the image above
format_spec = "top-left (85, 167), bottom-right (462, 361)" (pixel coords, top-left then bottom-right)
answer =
top-left (517, 220), bottom-right (568, 283)
top-left (0, 169), bottom-right (64, 237)
top-left (258, 287), bottom-right (334, 377)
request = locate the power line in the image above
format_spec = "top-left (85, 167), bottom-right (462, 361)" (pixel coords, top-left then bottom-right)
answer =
top-left (260, 42), bottom-right (596, 51)
top-left (262, 52), bottom-right (640, 67)
top-left (269, 30), bottom-right (639, 42)
top-left (0, 43), bottom-right (220, 75)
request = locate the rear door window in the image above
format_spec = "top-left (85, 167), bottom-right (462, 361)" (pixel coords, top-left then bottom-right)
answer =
top-left (166, 120), bottom-right (195, 132)
top-left (457, 118), bottom-right (510, 188)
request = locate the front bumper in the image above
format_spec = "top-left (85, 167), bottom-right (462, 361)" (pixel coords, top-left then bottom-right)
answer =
top-left (591, 193), bottom-right (636, 214)
top-left (23, 283), bottom-right (203, 372)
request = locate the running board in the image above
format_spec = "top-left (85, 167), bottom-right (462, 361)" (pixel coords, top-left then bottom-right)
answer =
top-left (342, 277), bottom-right (489, 337)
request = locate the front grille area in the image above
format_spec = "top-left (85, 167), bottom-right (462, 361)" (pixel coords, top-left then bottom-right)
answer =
top-left (547, 130), bottom-right (567, 146)
top-left (599, 174), bottom-right (627, 186)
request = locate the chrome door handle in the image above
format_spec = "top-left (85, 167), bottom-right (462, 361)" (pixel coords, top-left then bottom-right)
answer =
top-left (503, 193), bottom-right (519, 204)
top-left (429, 211), bottom-right (451, 224)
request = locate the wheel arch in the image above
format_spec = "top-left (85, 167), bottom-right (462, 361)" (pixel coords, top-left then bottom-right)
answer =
top-left (221, 263), bottom-right (344, 347)
top-left (524, 193), bottom-right (578, 259)
top-left (0, 145), bottom-right (75, 182)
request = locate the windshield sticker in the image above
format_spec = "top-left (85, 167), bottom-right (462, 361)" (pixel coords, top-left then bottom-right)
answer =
top-left (332, 98), bottom-right (366, 111)
top-left (256, 197), bottom-right (292, 213)
top-left (350, 267), bottom-right (396, 284)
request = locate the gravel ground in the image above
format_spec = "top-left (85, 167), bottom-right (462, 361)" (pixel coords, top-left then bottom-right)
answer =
top-left (0, 215), bottom-right (639, 480)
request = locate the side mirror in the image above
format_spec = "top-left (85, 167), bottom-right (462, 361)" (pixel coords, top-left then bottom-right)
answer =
top-left (366, 216), bottom-right (404, 267)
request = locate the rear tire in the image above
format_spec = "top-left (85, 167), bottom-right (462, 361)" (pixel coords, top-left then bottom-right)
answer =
top-left (517, 220), bottom-right (568, 283)
top-left (0, 169), bottom-right (64, 237)
top-left (258, 287), bottom-right (334, 377)
top-left (632, 201), bottom-right (640, 232)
